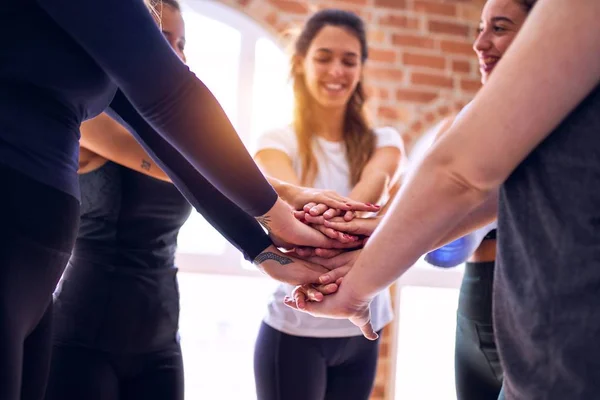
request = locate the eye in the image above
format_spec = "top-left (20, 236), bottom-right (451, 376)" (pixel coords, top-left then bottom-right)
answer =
top-left (493, 25), bottom-right (507, 33)
top-left (314, 57), bottom-right (331, 64)
top-left (342, 60), bottom-right (358, 67)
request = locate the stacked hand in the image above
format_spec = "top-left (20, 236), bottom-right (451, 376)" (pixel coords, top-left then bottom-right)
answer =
top-left (252, 188), bottom-right (385, 340)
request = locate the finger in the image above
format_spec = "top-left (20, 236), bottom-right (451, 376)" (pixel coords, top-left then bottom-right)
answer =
top-left (309, 203), bottom-right (329, 216)
top-left (319, 265), bottom-right (351, 284)
top-left (304, 214), bottom-right (325, 225)
top-left (312, 283), bottom-right (339, 295)
top-left (338, 200), bottom-right (381, 212)
top-left (303, 202), bottom-right (317, 213)
top-left (305, 285), bottom-right (324, 302)
top-left (335, 277), bottom-right (343, 285)
top-left (314, 248), bottom-right (344, 258)
top-left (323, 220), bottom-right (362, 235)
top-left (312, 224), bottom-right (339, 240)
top-left (359, 320), bottom-right (379, 341)
top-left (284, 296), bottom-right (301, 310)
top-left (328, 238), bottom-right (363, 249)
top-left (323, 208), bottom-right (341, 219)
top-left (293, 210), bottom-right (307, 221)
top-left (292, 287), bottom-right (308, 309)
top-left (344, 210), bottom-right (355, 221)
top-left (294, 247), bottom-right (317, 258)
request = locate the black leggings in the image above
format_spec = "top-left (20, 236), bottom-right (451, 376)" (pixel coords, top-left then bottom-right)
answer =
top-left (45, 341), bottom-right (184, 400)
top-left (455, 261), bottom-right (503, 400)
top-left (0, 164), bottom-right (79, 400)
top-left (254, 322), bottom-right (381, 400)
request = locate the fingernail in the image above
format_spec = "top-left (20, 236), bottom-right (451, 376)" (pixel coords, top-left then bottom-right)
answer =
top-left (319, 275), bottom-right (331, 284)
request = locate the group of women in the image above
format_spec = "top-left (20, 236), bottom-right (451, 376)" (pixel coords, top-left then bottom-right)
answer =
top-left (1, 0), bottom-right (599, 399)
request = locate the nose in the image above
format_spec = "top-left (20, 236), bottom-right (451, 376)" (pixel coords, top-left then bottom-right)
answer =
top-left (473, 29), bottom-right (492, 54)
top-left (328, 60), bottom-right (345, 78)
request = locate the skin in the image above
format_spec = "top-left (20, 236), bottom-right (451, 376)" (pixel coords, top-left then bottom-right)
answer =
top-left (286, 0), bottom-right (600, 340)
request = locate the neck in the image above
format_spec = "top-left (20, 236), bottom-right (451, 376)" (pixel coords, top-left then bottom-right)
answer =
top-left (312, 105), bottom-right (346, 142)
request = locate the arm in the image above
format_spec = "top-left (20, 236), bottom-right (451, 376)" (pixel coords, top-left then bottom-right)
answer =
top-left (348, 146), bottom-right (401, 205)
top-left (38, 0), bottom-right (277, 216)
top-left (254, 149), bottom-right (301, 186)
top-left (340, 0), bottom-right (600, 300)
top-left (80, 112), bottom-right (170, 182)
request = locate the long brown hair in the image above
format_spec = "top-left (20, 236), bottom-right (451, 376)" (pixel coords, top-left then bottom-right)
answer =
top-left (291, 9), bottom-right (375, 186)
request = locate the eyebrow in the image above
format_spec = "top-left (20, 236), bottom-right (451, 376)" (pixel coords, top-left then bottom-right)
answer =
top-left (315, 48), bottom-right (359, 57)
top-left (485, 16), bottom-right (516, 25)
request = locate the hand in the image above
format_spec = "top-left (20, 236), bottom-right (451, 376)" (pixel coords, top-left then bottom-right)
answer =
top-left (300, 203), bottom-right (357, 224)
top-left (292, 249), bottom-right (362, 285)
top-left (257, 198), bottom-right (363, 250)
top-left (281, 184), bottom-right (380, 214)
top-left (254, 245), bottom-right (343, 285)
top-left (288, 282), bottom-right (340, 309)
top-left (284, 283), bottom-right (378, 340)
top-left (322, 216), bottom-right (382, 237)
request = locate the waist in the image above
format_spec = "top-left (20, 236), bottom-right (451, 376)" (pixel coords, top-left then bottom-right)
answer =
top-left (468, 238), bottom-right (497, 262)
top-left (72, 240), bottom-right (177, 272)
top-left (0, 82), bottom-right (81, 199)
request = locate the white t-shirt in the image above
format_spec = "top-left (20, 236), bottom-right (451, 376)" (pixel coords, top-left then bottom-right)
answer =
top-left (254, 125), bottom-right (404, 337)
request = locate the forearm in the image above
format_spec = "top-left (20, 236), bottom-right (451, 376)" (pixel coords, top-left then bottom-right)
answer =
top-left (348, 173), bottom-right (388, 205)
top-left (342, 158), bottom-right (490, 299)
top-left (81, 115), bottom-right (171, 182)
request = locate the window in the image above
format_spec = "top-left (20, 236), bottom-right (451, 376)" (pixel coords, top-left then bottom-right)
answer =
top-left (175, 2), bottom-right (292, 399)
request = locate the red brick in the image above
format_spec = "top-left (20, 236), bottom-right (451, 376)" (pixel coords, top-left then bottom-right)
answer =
top-left (369, 48), bottom-right (397, 63)
top-left (397, 88), bottom-right (439, 103)
top-left (392, 34), bottom-right (435, 49)
top-left (402, 52), bottom-right (446, 69)
top-left (378, 106), bottom-right (399, 120)
top-left (366, 66), bottom-right (404, 81)
top-left (411, 120), bottom-right (424, 132)
top-left (368, 30), bottom-right (387, 44)
top-left (374, 0), bottom-right (407, 9)
top-left (428, 20), bottom-right (470, 36)
top-left (331, 0), bottom-right (368, 5)
top-left (413, 0), bottom-right (457, 16)
top-left (437, 105), bottom-right (451, 116)
top-left (440, 39), bottom-right (474, 55)
top-left (460, 78), bottom-right (482, 92)
top-left (265, 11), bottom-right (278, 28)
top-left (379, 14), bottom-right (420, 29)
top-left (411, 72), bottom-right (453, 88)
top-left (452, 59), bottom-right (471, 74)
top-left (268, 0), bottom-right (308, 14)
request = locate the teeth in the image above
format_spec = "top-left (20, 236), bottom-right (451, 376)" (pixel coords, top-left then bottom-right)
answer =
top-left (324, 83), bottom-right (343, 90)
top-left (483, 57), bottom-right (499, 64)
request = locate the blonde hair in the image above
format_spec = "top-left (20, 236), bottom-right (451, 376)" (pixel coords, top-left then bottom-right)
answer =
top-left (291, 9), bottom-right (375, 186)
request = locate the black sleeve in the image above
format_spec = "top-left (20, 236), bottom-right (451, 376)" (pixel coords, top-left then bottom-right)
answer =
top-left (37, 0), bottom-right (277, 216)
top-left (107, 90), bottom-right (272, 262)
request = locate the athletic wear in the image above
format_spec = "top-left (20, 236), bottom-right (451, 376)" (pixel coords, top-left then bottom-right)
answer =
top-left (0, 164), bottom-right (80, 400)
top-left (495, 84), bottom-right (600, 399)
top-left (425, 223), bottom-right (497, 268)
top-left (254, 322), bottom-right (381, 400)
top-left (455, 261), bottom-right (502, 400)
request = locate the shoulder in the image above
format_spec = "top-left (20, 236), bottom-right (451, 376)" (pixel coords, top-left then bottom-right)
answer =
top-left (372, 126), bottom-right (404, 151)
top-left (254, 125), bottom-right (298, 157)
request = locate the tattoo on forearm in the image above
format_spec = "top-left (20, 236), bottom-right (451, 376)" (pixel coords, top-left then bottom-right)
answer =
top-left (254, 252), bottom-right (293, 265)
top-left (256, 215), bottom-right (272, 233)
top-left (141, 159), bottom-right (151, 171)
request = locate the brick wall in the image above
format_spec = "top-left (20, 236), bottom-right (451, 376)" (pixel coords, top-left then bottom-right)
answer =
top-left (214, 0), bottom-right (486, 398)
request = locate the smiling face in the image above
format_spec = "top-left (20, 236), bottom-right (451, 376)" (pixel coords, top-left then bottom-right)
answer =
top-left (298, 25), bottom-right (363, 111)
top-left (473, 0), bottom-right (529, 84)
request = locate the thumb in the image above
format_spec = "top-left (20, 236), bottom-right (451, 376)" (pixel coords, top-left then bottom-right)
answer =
top-left (318, 265), bottom-right (351, 285)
